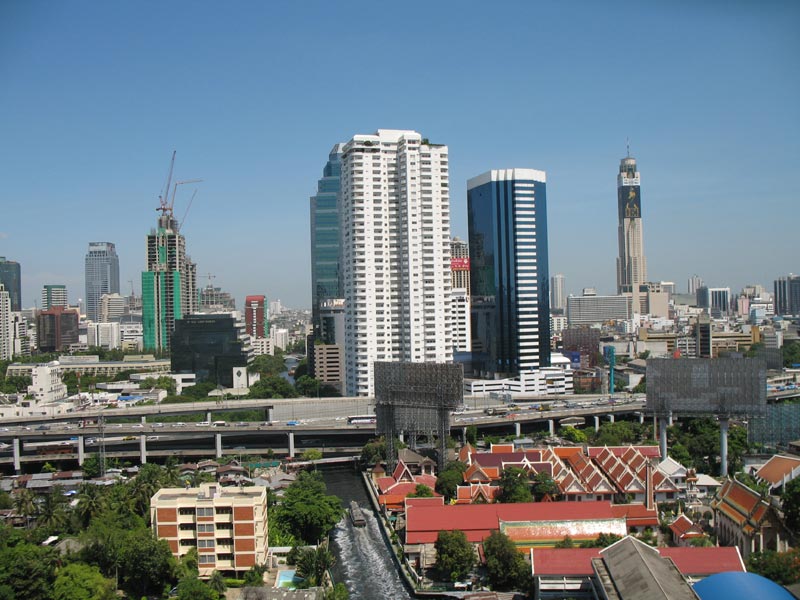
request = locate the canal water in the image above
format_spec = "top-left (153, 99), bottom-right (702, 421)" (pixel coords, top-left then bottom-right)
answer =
top-left (322, 466), bottom-right (413, 600)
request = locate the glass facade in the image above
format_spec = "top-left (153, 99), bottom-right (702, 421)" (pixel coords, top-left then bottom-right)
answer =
top-left (0, 257), bottom-right (21, 312)
top-left (468, 171), bottom-right (550, 377)
top-left (170, 314), bottom-right (249, 387)
top-left (310, 144), bottom-right (343, 335)
top-left (85, 242), bottom-right (120, 322)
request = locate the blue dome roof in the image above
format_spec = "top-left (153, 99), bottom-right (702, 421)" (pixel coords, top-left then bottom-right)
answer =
top-left (694, 572), bottom-right (794, 600)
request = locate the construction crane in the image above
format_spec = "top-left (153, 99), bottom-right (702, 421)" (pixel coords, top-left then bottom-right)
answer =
top-left (179, 189), bottom-right (199, 231)
top-left (157, 151), bottom-right (176, 217)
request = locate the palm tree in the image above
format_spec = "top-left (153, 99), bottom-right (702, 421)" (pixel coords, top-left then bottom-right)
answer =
top-left (296, 545), bottom-right (335, 587)
top-left (163, 458), bottom-right (181, 487)
top-left (36, 485), bottom-right (69, 531)
top-left (13, 488), bottom-right (37, 528)
top-left (76, 483), bottom-right (106, 527)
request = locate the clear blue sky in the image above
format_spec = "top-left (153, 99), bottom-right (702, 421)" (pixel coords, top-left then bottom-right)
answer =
top-left (1, 1), bottom-right (798, 309)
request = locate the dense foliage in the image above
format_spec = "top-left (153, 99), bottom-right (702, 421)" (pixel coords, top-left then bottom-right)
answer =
top-left (270, 471), bottom-right (343, 544)
top-left (497, 467), bottom-right (533, 503)
top-left (483, 531), bottom-right (531, 591)
top-left (434, 530), bottom-right (475, 582)
top-left (747, 548), bottom-right (800, 585)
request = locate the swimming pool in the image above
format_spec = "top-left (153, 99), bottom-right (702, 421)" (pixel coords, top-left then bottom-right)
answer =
top-left (276, 569), bottom-right (304, 589)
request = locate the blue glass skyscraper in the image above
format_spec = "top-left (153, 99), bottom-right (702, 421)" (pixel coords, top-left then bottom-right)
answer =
top-left (310, 144), bottom-right (343, 335)
top-left (467, 169), bottom-right (550, 377)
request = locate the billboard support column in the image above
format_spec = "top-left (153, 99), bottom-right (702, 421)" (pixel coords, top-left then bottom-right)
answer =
top-left (720, 418), bottom-right (729, 477)
top-left (659, 417), bottom-right (668, 461)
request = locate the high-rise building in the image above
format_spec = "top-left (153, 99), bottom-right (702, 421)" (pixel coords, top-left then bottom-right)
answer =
top-left (0, 257), bottom-right (21, 312)
top-left (37, 306), bottom-right (79, 352)
top-left (197, 284), bottom-right (236, 312)
top-left (709, 287), bottom-right (731, 317)
top-left (340, 130), bottom-right (452, 396)
top-left (550, 273), bottom-right (566, 312)
top-left (566, 293), bottom-right (632, 326)
top-left (688, 275), bottom-right (704, 295)
top-left (468, 168), bottom-right (550, 378)
top-left (451, 237), bottom-right (471, 292)
top-left (84, 242), bottom-right (120, 322)
top-left (451, 288), bottom-right (471, 353)
top-left (41, 284), bottom-right (68, 310)
top-left (142, 208), bottom-right (197, 352)
top-left (244, 295), bottom-right (268, 339)
top-left (100, 293), bottom-right (127, 322)
top-left (310, 144), bottom-right (343, 336)
top-left (616, 154), bottom-right (647, 305)
top-left (171, 314), bottom-right (251, 387)
top-left (0, 284), bottom-right (11, 360)
top-left (775, 274), bottom-right (800, 316)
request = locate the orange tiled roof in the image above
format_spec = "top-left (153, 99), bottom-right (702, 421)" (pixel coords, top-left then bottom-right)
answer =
top-left (755, 455), bottom-right (800, 487)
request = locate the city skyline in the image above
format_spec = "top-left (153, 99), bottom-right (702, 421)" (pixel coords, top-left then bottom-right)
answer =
top-left (1, 2), bottom-right (798, 308)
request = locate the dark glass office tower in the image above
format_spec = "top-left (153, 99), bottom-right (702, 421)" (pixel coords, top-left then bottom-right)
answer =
top-left (170, 314), bottom-right (249, 387)
top-left (468, 169), bottom-right (550, 378)
top-left (310, 144), bottom-right (343, 336)
top-left (0, 257), bottom-right (21, 311)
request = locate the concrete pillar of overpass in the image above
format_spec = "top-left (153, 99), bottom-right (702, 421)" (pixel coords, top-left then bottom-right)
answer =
top-left (548, 420), bottom-right (555, 436)
top-left (13, 438), bottom-right (21, 473)
top-left (140, 435), bottom-right (147, 464)
top-left (77, 435), bottom-right (85, 465)
top-left (608, 414), bottom-right (615, 424)
top-left (514, 422), bottom-right (521, 438)
top-left (594, 416), bottom-right (600, 432)
top-left (639, 412), bottom-right (645, 425)
top-left (720, 418), bottom-right (730, 477)
top-left (668, 413), bottom-right (673, 427)
top-left (206, 411), bottom-right (212, 423)
top-left (288, 432), bottom-right (295, 458)
top-left (267, 407), bottom-right (274, 422)
top-left (215, 433), bottom-right (223, 459)
top-left (462, 427), bottom-right (467, 445)
top-left (398, 431), bottom-right (405, 444)
top-left (141, 416), bottom-right (147, 424)
top-left (659, 417), bottom-right (668, 461)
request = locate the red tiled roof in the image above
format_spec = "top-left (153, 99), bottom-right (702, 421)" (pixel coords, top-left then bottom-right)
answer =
top-left (586, 445), bottom-right (661, 459)
top-left (755, 455), bottom-right (800, 486)
top-left (660, 546), bottom-right (745, 575)
top-left (610, 503), bottom-right (658, 528)
top-left (531, 546), bottom-right (745, 578)
top-left (376, 476), bottom-right (396, 493)
top-left (532, 548), bottom-right (602, 575)
top-left (491, 443), bottom-right (515, 454)
top-left (405, 497), bottom-right (444, 507)
top-left (405, 501), bottom-right (619, 544)
top-left (669, 514), bottom-right (704, 539)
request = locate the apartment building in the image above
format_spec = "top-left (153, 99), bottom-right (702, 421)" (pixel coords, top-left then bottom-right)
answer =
top-left (151, 483), bottom-right (268, 577)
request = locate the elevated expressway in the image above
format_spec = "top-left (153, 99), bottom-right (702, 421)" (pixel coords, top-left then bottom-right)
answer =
top-left (0, 395), bottom-right (646, 471)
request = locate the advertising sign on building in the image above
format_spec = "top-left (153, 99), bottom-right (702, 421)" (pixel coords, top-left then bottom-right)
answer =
top-left (451, 258), bottom-right (471, 270)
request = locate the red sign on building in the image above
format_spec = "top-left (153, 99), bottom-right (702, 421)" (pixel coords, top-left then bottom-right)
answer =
top-left (451, 258), bottom-right (470, 270)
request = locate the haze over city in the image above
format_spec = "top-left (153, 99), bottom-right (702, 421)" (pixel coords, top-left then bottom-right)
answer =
top-left (1, 1), bottom-right (798, 308)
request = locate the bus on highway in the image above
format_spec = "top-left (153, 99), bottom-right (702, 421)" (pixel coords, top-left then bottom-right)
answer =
top-left (347, 415), bottom-right (376, 425)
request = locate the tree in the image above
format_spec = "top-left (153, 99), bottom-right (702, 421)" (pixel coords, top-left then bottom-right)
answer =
top-left (247, 375), bottom-right (298, 399)
top-left (248, 353), bottom-right (286, 376)
top-left (275, 471), bottom-right (343, 543)
top-left (295, 375), bottom-right (321, 397)
top-left (434, 530), bottom-right (475, 582)
top-left (301, 448), bottom-right (323, 462)
top-left (295, 545), bottom-right (335, 587)
top-left (531, 471), bottom-right (559, 501)
top-left (559, 426), bottom-right (587, 444)
top-left (579, 532), bottom-right (623, 548)
top-left (554, 535), bottom-right (575, 548)
top-left (52, 563), bottom-right (116, 600)
top-left (435, 468), bottom-right (464, 502)
top-left (325, 582), bottom-right (350, 600)
top-left (0, 539), bottom-right (57, 600)
top-left (465, 425), bottom-right (478, 446)
top-left (243, 564), bottom-right (266, 587)
top-left (782, 478), bottom-right (800, 534)
top-left (497, 467), bottom-right (533, 503)
top-left (483, 530), bottom-right (531, 591)
top-left (138, 376), bottom-right (177, 395)
top-left (36, 485), bottom-right (69, 532)
top-left (75, 483), bottom-right (107, 528)
top-left (208, 570), bottom-right (227, 596)
top-left (408, 484), bottom-right (434, 498)
top-left (117, 528), bottom-right (176, 598)
top-left (177, 576), bottom-right (219, 600)
top-left (12, 488), bottom-right (37, 528)
top-left (747, 549), bottom-right (800, 585)
top-left (293, 359), bottom-right (309, 380)
top-left (592, 421), bottom-right (638, 446)
top-left (81, 454), bottom-right (102, 479)
top-left (361, 438), bottom-right (386, 465)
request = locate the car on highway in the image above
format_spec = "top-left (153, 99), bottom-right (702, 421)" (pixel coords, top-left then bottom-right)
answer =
top-left (35, 425), bottom-right (50, 431)
top-left (286, 420), bottom-right (300, 426)
top-left (152, 422), bottom-right (164, 428)
top-left (173, 422), bottom-right (186, 427)
top-left (86, 438), bottom-right (97, 445)
top-left (198, 421), bottom-right (210, 427)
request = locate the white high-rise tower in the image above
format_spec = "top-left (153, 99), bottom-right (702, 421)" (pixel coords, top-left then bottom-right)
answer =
top-left (616, 153), bottom-right (647, 309)
top-left (340, 130), bottom-right (452, 396)
top-left (550, 273), bottom-right (566, 312)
